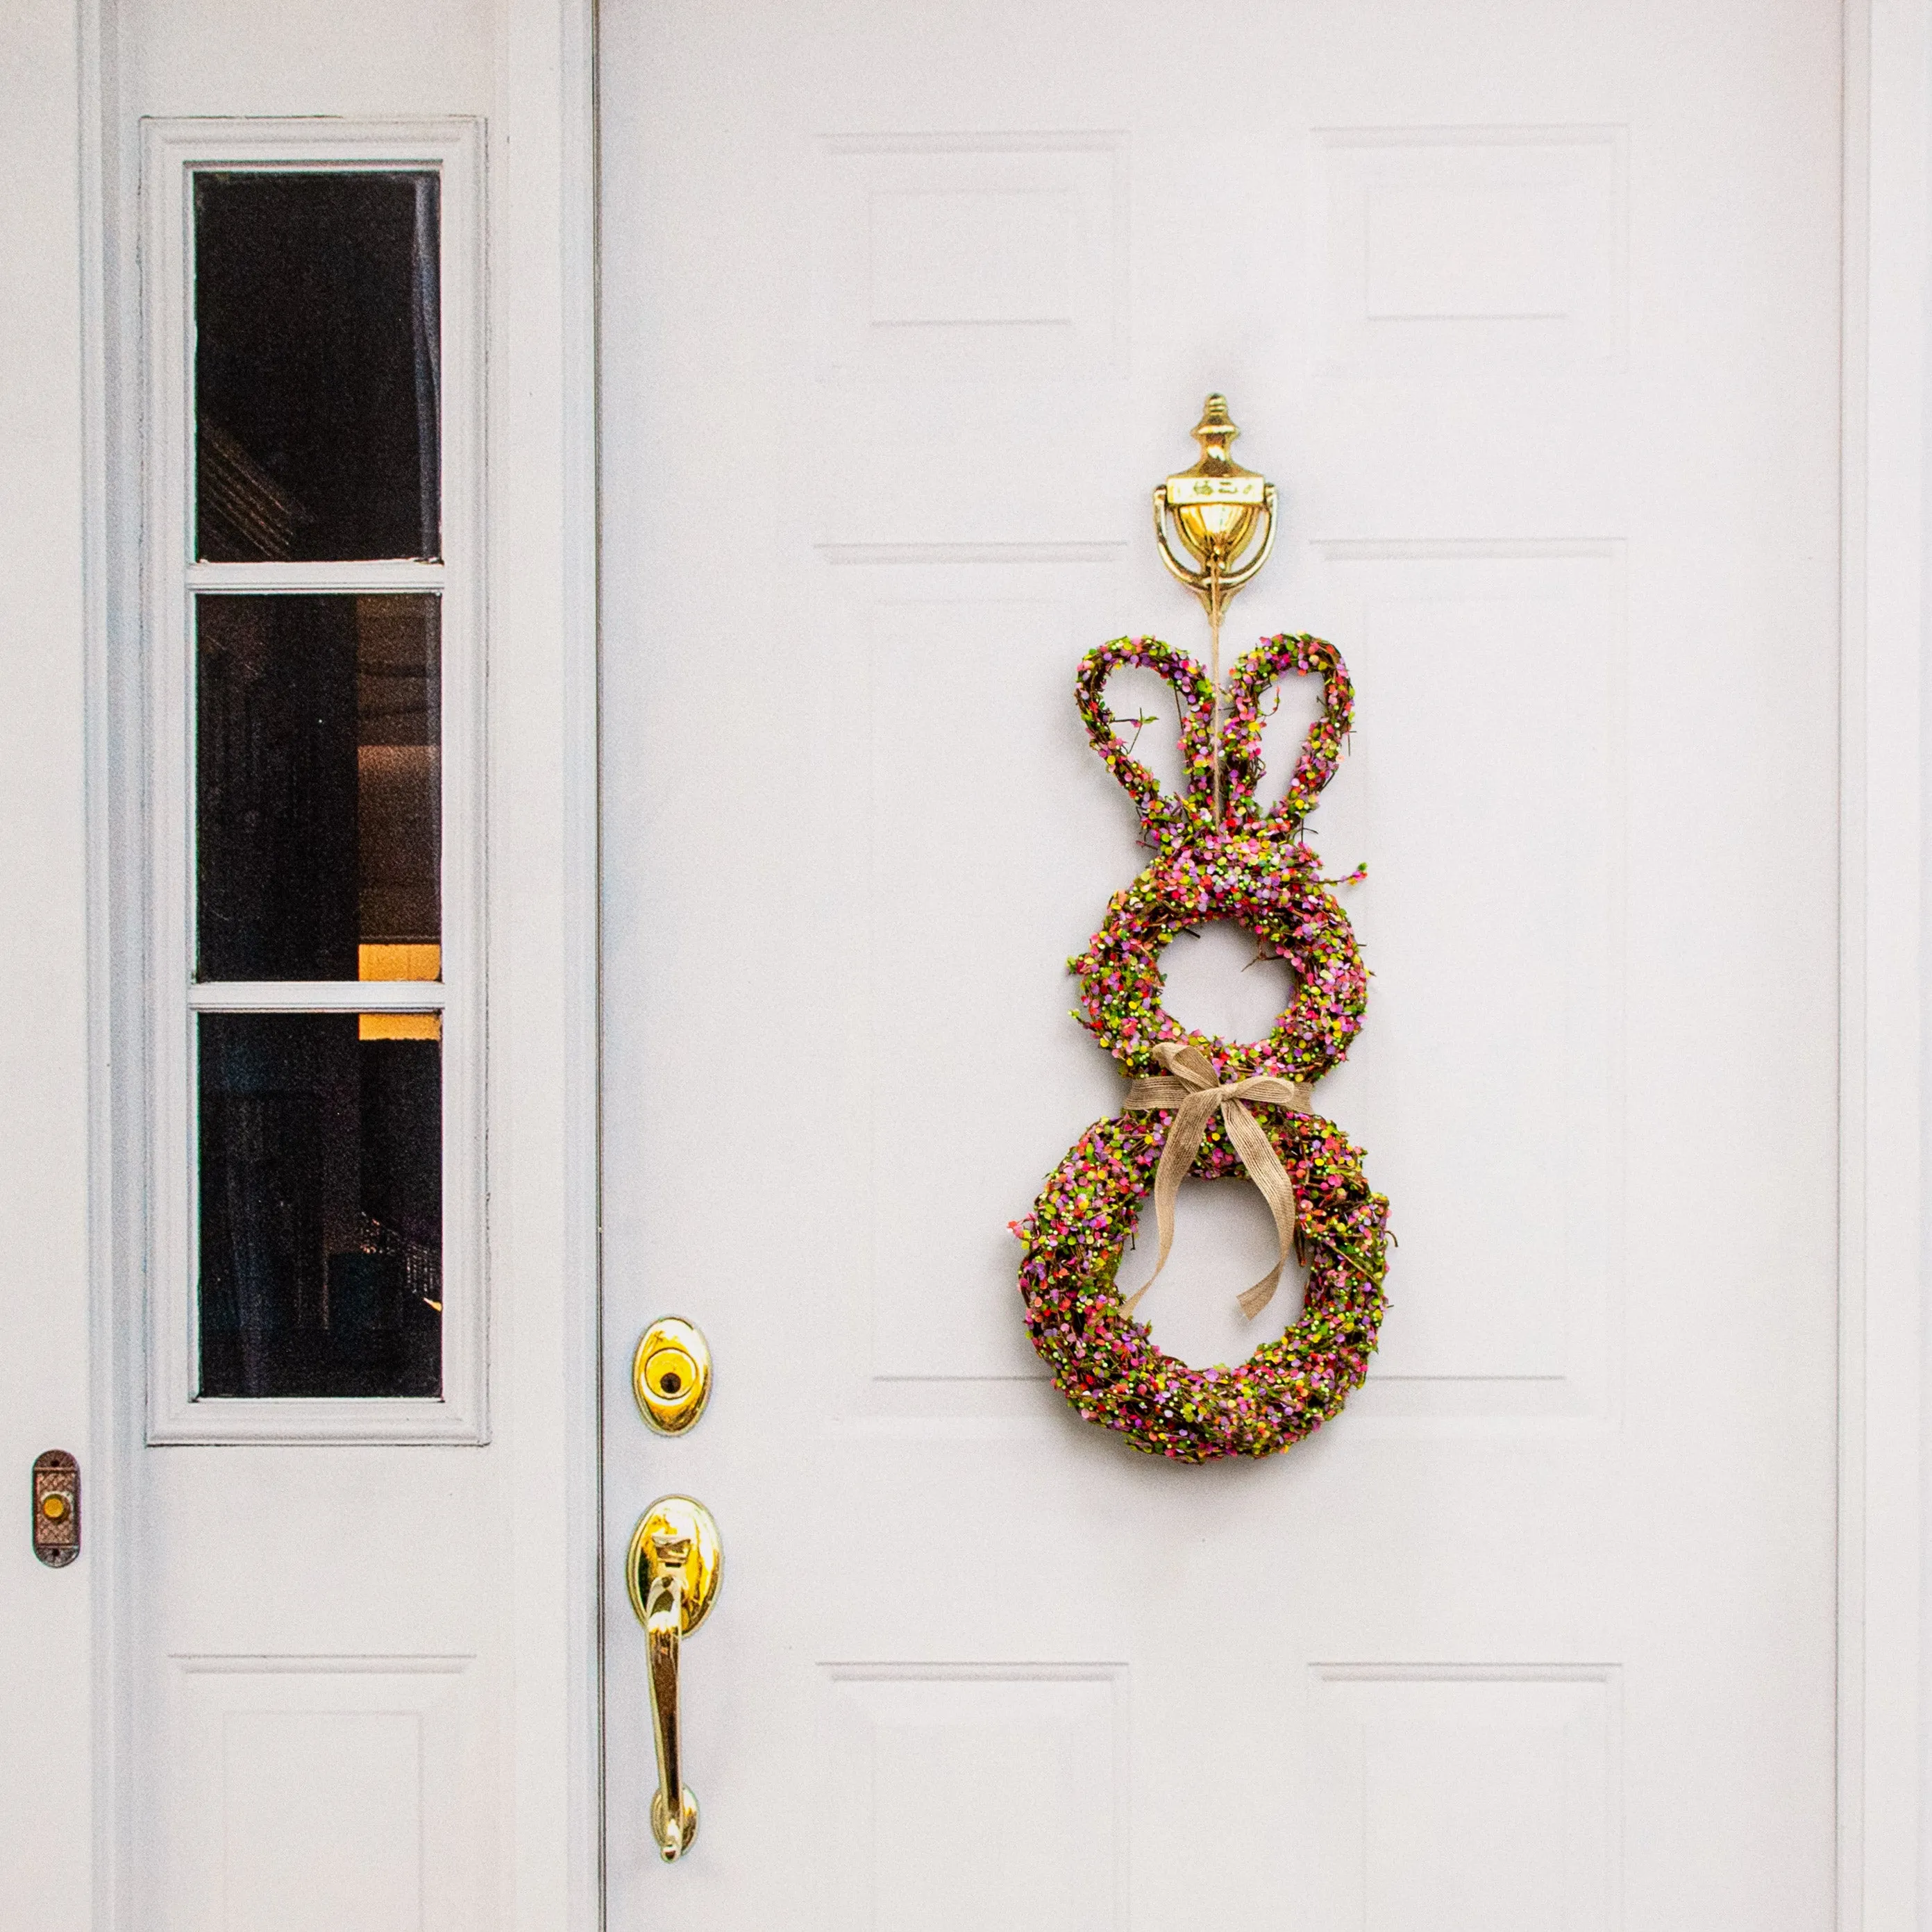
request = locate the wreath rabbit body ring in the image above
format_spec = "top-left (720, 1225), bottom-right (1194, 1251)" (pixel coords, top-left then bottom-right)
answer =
top-left (1016, 1106), bottom-right (1388, 1463)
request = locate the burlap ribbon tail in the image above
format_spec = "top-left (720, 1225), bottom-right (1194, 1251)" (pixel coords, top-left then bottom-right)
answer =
top-left (1121, 1041), bottom-right (1313, 1320)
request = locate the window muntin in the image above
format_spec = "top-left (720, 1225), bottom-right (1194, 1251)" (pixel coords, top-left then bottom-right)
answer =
top-left (187, 171), bottom-right (446, 1401)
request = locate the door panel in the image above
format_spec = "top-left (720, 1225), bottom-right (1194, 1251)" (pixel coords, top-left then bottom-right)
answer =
top-left (598, 3), bottom-right (1839, 1925)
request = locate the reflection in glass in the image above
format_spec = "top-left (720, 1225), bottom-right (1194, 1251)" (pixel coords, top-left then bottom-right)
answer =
top-left (196, 595), bottom-right (440, 981)
top-left (194, 170), bottom-right (440, 562)
top-left (198, 1013), bottom-right (441, 1398)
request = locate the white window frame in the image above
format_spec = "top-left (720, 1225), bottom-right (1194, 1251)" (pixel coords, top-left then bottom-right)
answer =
top-left (141, 118), bottom-right (487, 1443)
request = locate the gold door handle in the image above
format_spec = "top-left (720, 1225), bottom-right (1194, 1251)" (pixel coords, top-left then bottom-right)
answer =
top-left (627, 1495), bottom-right (723, 1863)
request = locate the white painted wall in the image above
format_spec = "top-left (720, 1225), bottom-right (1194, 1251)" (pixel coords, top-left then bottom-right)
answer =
top-left (0, 5), bottom-right (95, 1926)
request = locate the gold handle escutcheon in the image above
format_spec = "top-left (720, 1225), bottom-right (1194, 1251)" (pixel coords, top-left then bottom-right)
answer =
top-left (628, 1495), bottom-right (723, 1863)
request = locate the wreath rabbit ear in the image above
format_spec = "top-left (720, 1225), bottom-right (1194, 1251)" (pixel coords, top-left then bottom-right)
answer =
top-left (1075, 638), bottom-right (1216, 836)
top-left (1220, 634), bottom-right (1356, 832)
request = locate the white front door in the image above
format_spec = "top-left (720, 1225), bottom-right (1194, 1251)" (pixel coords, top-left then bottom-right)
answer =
top-left (598, 2), bottom-right (1842, 1926)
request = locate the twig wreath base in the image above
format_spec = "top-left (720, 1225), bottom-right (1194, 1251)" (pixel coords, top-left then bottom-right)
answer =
top-left (1016, 1107), bottom-right (1389, 1462)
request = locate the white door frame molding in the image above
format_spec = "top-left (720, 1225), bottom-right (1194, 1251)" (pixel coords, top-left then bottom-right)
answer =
top-left (11, 0), bottom-right (1919, 1924)
top-left (1841, 2), bottom-right (1931, 1925)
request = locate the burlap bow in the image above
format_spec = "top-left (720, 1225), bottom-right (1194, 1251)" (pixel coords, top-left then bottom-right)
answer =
top-left (1121, 1041), bottom-right (1313, 1319)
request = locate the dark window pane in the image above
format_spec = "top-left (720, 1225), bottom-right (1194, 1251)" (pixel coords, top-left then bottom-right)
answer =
top-left (194, 171), bottom-right (440, 561)
top-left (196, 595), bottom-right (441, 981)
top-left (199, 1013), bottom-right (442, 1399)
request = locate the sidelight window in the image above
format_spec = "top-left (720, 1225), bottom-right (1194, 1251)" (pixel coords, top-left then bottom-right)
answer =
top-left (145, 124), bottom-right (483, 1441)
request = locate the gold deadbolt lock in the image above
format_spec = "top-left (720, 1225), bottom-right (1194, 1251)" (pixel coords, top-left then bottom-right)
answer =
top-left (633, 1317), bottom-right (712, 1435)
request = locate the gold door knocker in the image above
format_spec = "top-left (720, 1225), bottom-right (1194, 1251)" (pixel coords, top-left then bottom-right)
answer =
top-left (1152, 394), bottom-right (1279, 814)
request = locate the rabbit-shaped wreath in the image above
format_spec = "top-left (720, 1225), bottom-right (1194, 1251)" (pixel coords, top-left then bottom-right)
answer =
top-left (1013, 632), bottom-right (1391, 1463)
